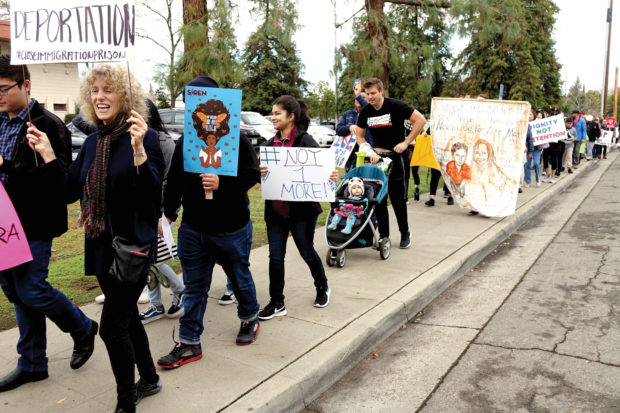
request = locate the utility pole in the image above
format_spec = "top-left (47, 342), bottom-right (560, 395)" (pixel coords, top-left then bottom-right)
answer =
top-left (602, 0), bottom-right (613, 116)
top-left (332, 0), bottom-right (338, 123)
top-left (614, 67), bottom-right (618, 123)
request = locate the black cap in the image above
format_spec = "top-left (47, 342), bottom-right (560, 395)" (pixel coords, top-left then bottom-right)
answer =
top-left (183, 76), bottom-right (219, 102)
top-left (571, 110), bottom-right (579, 115)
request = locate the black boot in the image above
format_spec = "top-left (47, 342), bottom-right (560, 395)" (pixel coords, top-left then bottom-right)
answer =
top-left (414, 186), bottom-right (419, 201)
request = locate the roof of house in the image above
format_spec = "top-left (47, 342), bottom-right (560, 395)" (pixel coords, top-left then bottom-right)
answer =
top-left (0, 20), bottom-right (9, 40)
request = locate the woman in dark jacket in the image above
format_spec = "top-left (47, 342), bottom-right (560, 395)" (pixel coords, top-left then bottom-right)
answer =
top-left (258, 95), bottom-right (337, 320)
top-left (27, 64), bottom-right (164, 413)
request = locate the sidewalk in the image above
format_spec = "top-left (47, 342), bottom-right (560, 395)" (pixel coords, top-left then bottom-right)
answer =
top-left (0, 152), bottom-right (613, 413)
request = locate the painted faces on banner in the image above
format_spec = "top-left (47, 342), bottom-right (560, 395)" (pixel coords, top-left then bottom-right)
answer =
top-left (430, 98), bottom-right (531, 217)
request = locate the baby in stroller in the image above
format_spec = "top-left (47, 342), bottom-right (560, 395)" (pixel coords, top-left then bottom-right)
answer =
top-left (327, 177), bottom-right (375, 234)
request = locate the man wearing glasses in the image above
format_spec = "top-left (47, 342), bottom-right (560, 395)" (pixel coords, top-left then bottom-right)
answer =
top-left (0, 55), bottom-right (97, 392)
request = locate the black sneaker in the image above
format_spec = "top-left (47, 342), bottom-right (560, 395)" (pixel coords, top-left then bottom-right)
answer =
top-left (236, 319), bottom-right (260, 345)
top-left (314, 287), bottom-right (331, 308)
top-left (399, 232), bottom-right (411, 249)
top-left (447, 197), bottom-right (454, 205)
top-left (258, 301), bottom-right (287, 320)
top-left (135, 377), bottom-right (162, 405)
top-left (218, 293), bottom-right (236, 305)
top-left (167, 293), bottom-right (184, 318)
top-left (425, 198), bottom-right (435, 207)
top-left (568, 168), bottom-right (573, 174)
top-left (157, 342), bottom-right (202, 369)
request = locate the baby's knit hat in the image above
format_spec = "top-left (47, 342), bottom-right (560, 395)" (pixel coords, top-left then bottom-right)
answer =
top-left (348, 177), bottom-right (365, 196)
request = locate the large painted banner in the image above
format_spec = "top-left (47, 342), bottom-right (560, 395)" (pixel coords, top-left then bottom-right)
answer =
top-left (529, 113), bottom-right (566, 146)
top-left (10, 0), bottom-right (136, 64)
top-left (0, 181), bottom-right (32, 271)
top-left (183, 86), bottom-right (242, 177)
top-left (430, 98), bottom-right (530, 217)
top-left (260, 147), bottom-right (336, 202)
top-left (331, 133), bottom-right (356, 168)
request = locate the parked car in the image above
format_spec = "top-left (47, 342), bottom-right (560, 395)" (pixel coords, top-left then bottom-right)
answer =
top-left (66, 121), bottom-right (86, 149)
top-left (263, 116), bottom-right (336, 147)
top-left (309, 119), bottom-right (336, 147)
top-left (241, 111), bottom-right (276, 141)
top-left (159, 107), bottom-right (265, 148)
top-left (320, 121), bottom-right (336, 131)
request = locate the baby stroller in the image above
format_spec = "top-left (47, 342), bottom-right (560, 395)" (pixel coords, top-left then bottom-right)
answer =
top-left (325, 164), bottom-right (390, 268)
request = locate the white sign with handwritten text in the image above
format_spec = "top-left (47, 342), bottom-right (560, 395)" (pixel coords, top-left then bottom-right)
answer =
top-left (10, 0), bottom-right (136, 64)
top-left (260, 147), bottom-right (336, 202)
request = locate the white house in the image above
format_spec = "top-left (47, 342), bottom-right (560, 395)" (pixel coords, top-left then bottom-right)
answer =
top-left (0, 20), bottom-right (81, 121)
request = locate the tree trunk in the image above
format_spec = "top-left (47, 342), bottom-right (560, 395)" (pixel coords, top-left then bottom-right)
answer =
top-left (183, 0), bottom-right (208, 76)
top-left (365, 0), bottom-right (390, 94)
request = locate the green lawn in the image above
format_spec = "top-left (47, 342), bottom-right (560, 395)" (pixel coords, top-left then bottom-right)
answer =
top-left (0, 166), bottom-right (441, 331)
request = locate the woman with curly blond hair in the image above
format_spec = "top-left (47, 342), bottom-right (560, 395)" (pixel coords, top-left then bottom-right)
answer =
top-left (26, 63), bottom-right (165, 413)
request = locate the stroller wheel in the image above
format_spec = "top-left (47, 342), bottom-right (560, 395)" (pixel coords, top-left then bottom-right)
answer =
top-left (336, 250), bottom-right (346, 268)
top-left (326, 249), bottom-right (337, 267)
top-left (379, 238), bottom-right (391, 260)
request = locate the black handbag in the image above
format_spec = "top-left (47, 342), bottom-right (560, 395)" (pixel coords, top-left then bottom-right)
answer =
top-left (108, 214), bottom-right (152, 284)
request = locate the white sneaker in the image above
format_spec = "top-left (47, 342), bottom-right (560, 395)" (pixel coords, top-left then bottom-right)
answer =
top-left (524, 183), bottom-right (531, 188)
top-left (548, 178), bottom-right (556, 184)
top-left (138, 287), bottom-right (149, 304)
top-left (536, 181), bottom-right (541, 187)
top-left (95, 294), bottom-right (105, 304)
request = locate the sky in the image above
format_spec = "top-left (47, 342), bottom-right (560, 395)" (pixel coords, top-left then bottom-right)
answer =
top-left (129, 0), bottom-right (619, 99)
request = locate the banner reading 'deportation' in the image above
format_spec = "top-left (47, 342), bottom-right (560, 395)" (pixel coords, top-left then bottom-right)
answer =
top-left (10, 0), bottom-right (136, 64)
top-left (430, 98), bottom-right (531, 217)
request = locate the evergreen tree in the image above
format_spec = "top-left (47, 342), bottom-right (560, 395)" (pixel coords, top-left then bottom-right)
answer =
top-left (523, 0), bottom-right (562, 110)
top-left (177, 0), bottom-right (242, 88)
top-left (450, 0), bottom-right (541, 102)
top-left (336, 3), bottom-right (450, 114)
top-left (241, 0), bottom-right (307, 113)
top-left (563, 77), bottom-right (586, 112)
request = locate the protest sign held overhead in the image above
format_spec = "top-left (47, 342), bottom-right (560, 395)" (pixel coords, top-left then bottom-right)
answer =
top-left (10, 0), bottom-right (136, 64)
top-left (529, 113), bottom-right (566, 146)
top-left (331, 133), bottom-right (356, 168)
top-left (0, 182), bottom-right (32, 271)
top-left (183, 86), bottom-right (242, 177)
top-left (260, 147), bottom-right (336, 202)
top-left (431, 98), bottom-right (530, 217)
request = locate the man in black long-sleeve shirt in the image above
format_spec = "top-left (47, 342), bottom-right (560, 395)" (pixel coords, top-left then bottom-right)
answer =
top-left (157, 76), bottom-right (261, 369)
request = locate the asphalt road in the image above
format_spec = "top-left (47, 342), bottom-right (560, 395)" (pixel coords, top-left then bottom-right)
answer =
top-left (305, 156), bottom-right (620, 413)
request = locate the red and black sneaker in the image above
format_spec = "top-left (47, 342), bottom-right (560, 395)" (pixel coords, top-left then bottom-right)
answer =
top-left (157, 342), bottom-right (202, 369)
top-left (236, 319), bottom-right (260, 345)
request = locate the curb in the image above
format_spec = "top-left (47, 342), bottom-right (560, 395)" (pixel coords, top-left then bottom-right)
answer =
top-left (224, 156), bottom-right (604, 413)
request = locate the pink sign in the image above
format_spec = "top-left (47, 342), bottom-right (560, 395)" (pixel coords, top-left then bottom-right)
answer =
top-left (0, 181), bottom-right (32, 271)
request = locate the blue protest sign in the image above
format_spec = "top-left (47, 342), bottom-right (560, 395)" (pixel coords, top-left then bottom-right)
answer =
top-left (183, 86), bottom-right (242, 176)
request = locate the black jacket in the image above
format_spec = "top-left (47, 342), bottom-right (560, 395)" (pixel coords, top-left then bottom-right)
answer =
top-left (163, 134), bottom-right (260, 234)
top-left (587, 122), bottom-right (601, 142)
top-left (0, 100), bottom-right (71, 240)
top-left (262, 129), bottom-right (323, 223)
top-left (62, 128), bottom-right (164, 276)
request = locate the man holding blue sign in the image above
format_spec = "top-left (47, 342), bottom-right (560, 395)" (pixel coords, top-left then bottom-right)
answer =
top-left (157, 76), bottom-right (261, 369)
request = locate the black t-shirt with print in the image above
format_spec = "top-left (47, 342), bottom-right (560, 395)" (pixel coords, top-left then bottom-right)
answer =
top-left (356, 97), bottom-right (415, 150)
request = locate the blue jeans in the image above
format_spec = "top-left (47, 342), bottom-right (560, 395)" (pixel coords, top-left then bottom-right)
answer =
top-left (176, 221), bottom-right (259, 345)
top-left (0, 240), bottom-right (92, 372)
top-left (266, 216), bottom-right (328, 303)
top-left (524, 149), bottom-right (542, 183)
